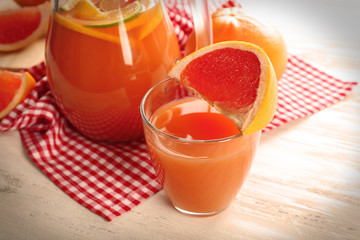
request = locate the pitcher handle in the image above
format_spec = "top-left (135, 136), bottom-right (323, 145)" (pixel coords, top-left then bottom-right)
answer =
top-left (189, 0), bottom-right (213, 50)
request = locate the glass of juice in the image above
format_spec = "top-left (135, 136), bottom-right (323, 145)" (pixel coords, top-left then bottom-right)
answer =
top-left (45, 0), bottom-right (180, 142)
top-left (140, 78), bottom-right (261, 216)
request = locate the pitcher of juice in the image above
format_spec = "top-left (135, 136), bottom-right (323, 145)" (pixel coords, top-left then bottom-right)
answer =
top-left (45, 0), bottom-right (180, 142)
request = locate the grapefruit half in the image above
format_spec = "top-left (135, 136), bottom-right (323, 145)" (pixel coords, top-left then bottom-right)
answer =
top-left (0, 2), bottom-right (50, 52)
top-left (169, 41), bottom-right (278, 135)
top-left (0, 70), bottom-right (36, 119)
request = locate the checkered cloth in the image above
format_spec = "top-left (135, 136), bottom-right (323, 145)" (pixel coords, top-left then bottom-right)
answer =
top-left (0, 1), bottom-right (357, 221)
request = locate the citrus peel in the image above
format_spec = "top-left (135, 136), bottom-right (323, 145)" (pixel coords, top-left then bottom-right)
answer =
top-left (59, 0), bottom-right (81, 11)
top-left (53, 12), bottom-right (120, 43)
top-left (60, 0), bottom-right (143, 28)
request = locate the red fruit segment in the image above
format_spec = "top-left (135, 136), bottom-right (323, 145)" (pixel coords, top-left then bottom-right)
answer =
top-left (0, 2), bottom-right (50, 51)
top-left (0, 72), bottom-right (22, 111)
top-left (0, 70), bottom-right (36, 119)
top-left (180, 48), bottom-right (261, 114)
top-left (0, 9), bottom-right (41, 44)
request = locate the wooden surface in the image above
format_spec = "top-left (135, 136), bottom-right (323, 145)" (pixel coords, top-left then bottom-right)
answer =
top-left (1, 0), bottom-right (359, 239)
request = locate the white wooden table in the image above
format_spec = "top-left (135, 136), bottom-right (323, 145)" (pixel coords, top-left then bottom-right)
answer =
top-left (1, 0), bottom-right (359, 239)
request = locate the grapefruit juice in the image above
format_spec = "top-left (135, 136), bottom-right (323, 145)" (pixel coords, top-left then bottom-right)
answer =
top-left (141, 79), bottom-right (261, 215)
top-left (46, 0), bottom-right (180, 141)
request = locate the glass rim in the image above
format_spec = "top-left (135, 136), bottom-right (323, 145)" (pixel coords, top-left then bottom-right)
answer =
top-left (140, 78), bottom-right (249, 144)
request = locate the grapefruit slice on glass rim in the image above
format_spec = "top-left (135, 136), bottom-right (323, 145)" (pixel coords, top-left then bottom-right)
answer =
top-left (0, 2), bottom-right (50, 52)
top-left (168, 41), bottom-right (278, 135)
top-left (0, 70), bottom-right (36, 119)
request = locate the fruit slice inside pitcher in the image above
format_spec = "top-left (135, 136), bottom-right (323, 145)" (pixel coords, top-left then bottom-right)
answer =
top-left (56, 0), bottom-right (161, 41)
top-left (59, 0), bottom-right (153, 27)
top-left (168, 41), bottom-right (278, 135)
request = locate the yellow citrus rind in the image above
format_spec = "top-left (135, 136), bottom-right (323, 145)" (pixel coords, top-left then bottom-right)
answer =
top-left (53, 12), bottom-right (120, 43)
top-left (243, 53), bottom-right (277, 135)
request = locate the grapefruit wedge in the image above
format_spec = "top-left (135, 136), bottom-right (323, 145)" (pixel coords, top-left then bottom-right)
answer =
top-left (168, 41), bottom-right (278, 135)
top-left (0, 70), bottom-right (36, 119)
top-left (0, 2), bottom-right (50, 52)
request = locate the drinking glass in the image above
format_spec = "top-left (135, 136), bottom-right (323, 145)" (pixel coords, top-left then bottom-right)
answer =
top-left (45, 0), bottom-right (180, 142)
top-left (140, 78), bottom-right (261, 216)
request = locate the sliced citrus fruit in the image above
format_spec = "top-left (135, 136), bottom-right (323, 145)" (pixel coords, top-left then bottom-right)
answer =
top-left (69, 0), bottom-right (104, 20)
top-left (59, 0), bottom-right (80, 11)
top-left (53, 12), bottom-right (120, 43)
top-left (0, 2), bottom-right (50, 52)
top-left (0, 70), bottom-right (36, 119)
top-left (92, 0), bottom-right (142, 27)
top-left (61, 0), bottom-right (142, 27)
top-left (185, 7), bottom-right (288, 80)
top-left (168, 41), bottom-right (278, 135)
top-left (98, 0), bottom-right (137, 11)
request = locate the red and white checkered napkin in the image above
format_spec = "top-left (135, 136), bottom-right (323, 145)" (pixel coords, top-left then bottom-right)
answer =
top-left (263, 54), bottom-right (358, 132)
top-left (0, 1), bottom-right (358, 222)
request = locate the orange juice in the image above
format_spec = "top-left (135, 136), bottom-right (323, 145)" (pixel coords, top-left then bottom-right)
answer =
top-left (143, 95), bottom-right (260, 215)
top-left (46, 0), bottom-right (180, 141)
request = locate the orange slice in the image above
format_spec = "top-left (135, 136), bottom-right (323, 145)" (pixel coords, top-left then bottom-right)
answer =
top-left (68, 0), bottom-right (106, 21)
top-left (0, 2), bottom-right (50, 52)
top-left (53, 12), bottom-right (120, 43)
top-left (0, 70), bottom-right (36, 119)
top-left (61, 0), bottom-right (143, 27)
top-left (54, 0), bottom-right (155, 42)
top-left (59, 0), bottom-right (81, 11)
top-left (168, 41), bottom-right (278, 135)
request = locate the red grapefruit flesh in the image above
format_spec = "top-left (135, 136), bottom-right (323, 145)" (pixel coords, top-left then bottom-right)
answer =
top-left (0, 70), bottom-right (36, 119)
top-left (180, 48), bottom-right (261, 114)
top-left (0, 2), bottom-right (50, 52)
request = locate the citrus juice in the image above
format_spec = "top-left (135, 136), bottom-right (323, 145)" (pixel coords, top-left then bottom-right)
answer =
top-left (144, 96), bottom-right (260, 215)
top-left (45, 0), bottom-right (180, 141)
top-left (151, 97), bottom-right (240, 140)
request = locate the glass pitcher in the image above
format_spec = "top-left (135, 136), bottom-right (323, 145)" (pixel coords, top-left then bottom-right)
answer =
top-left (45, 0), bottom-right (180, 142)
